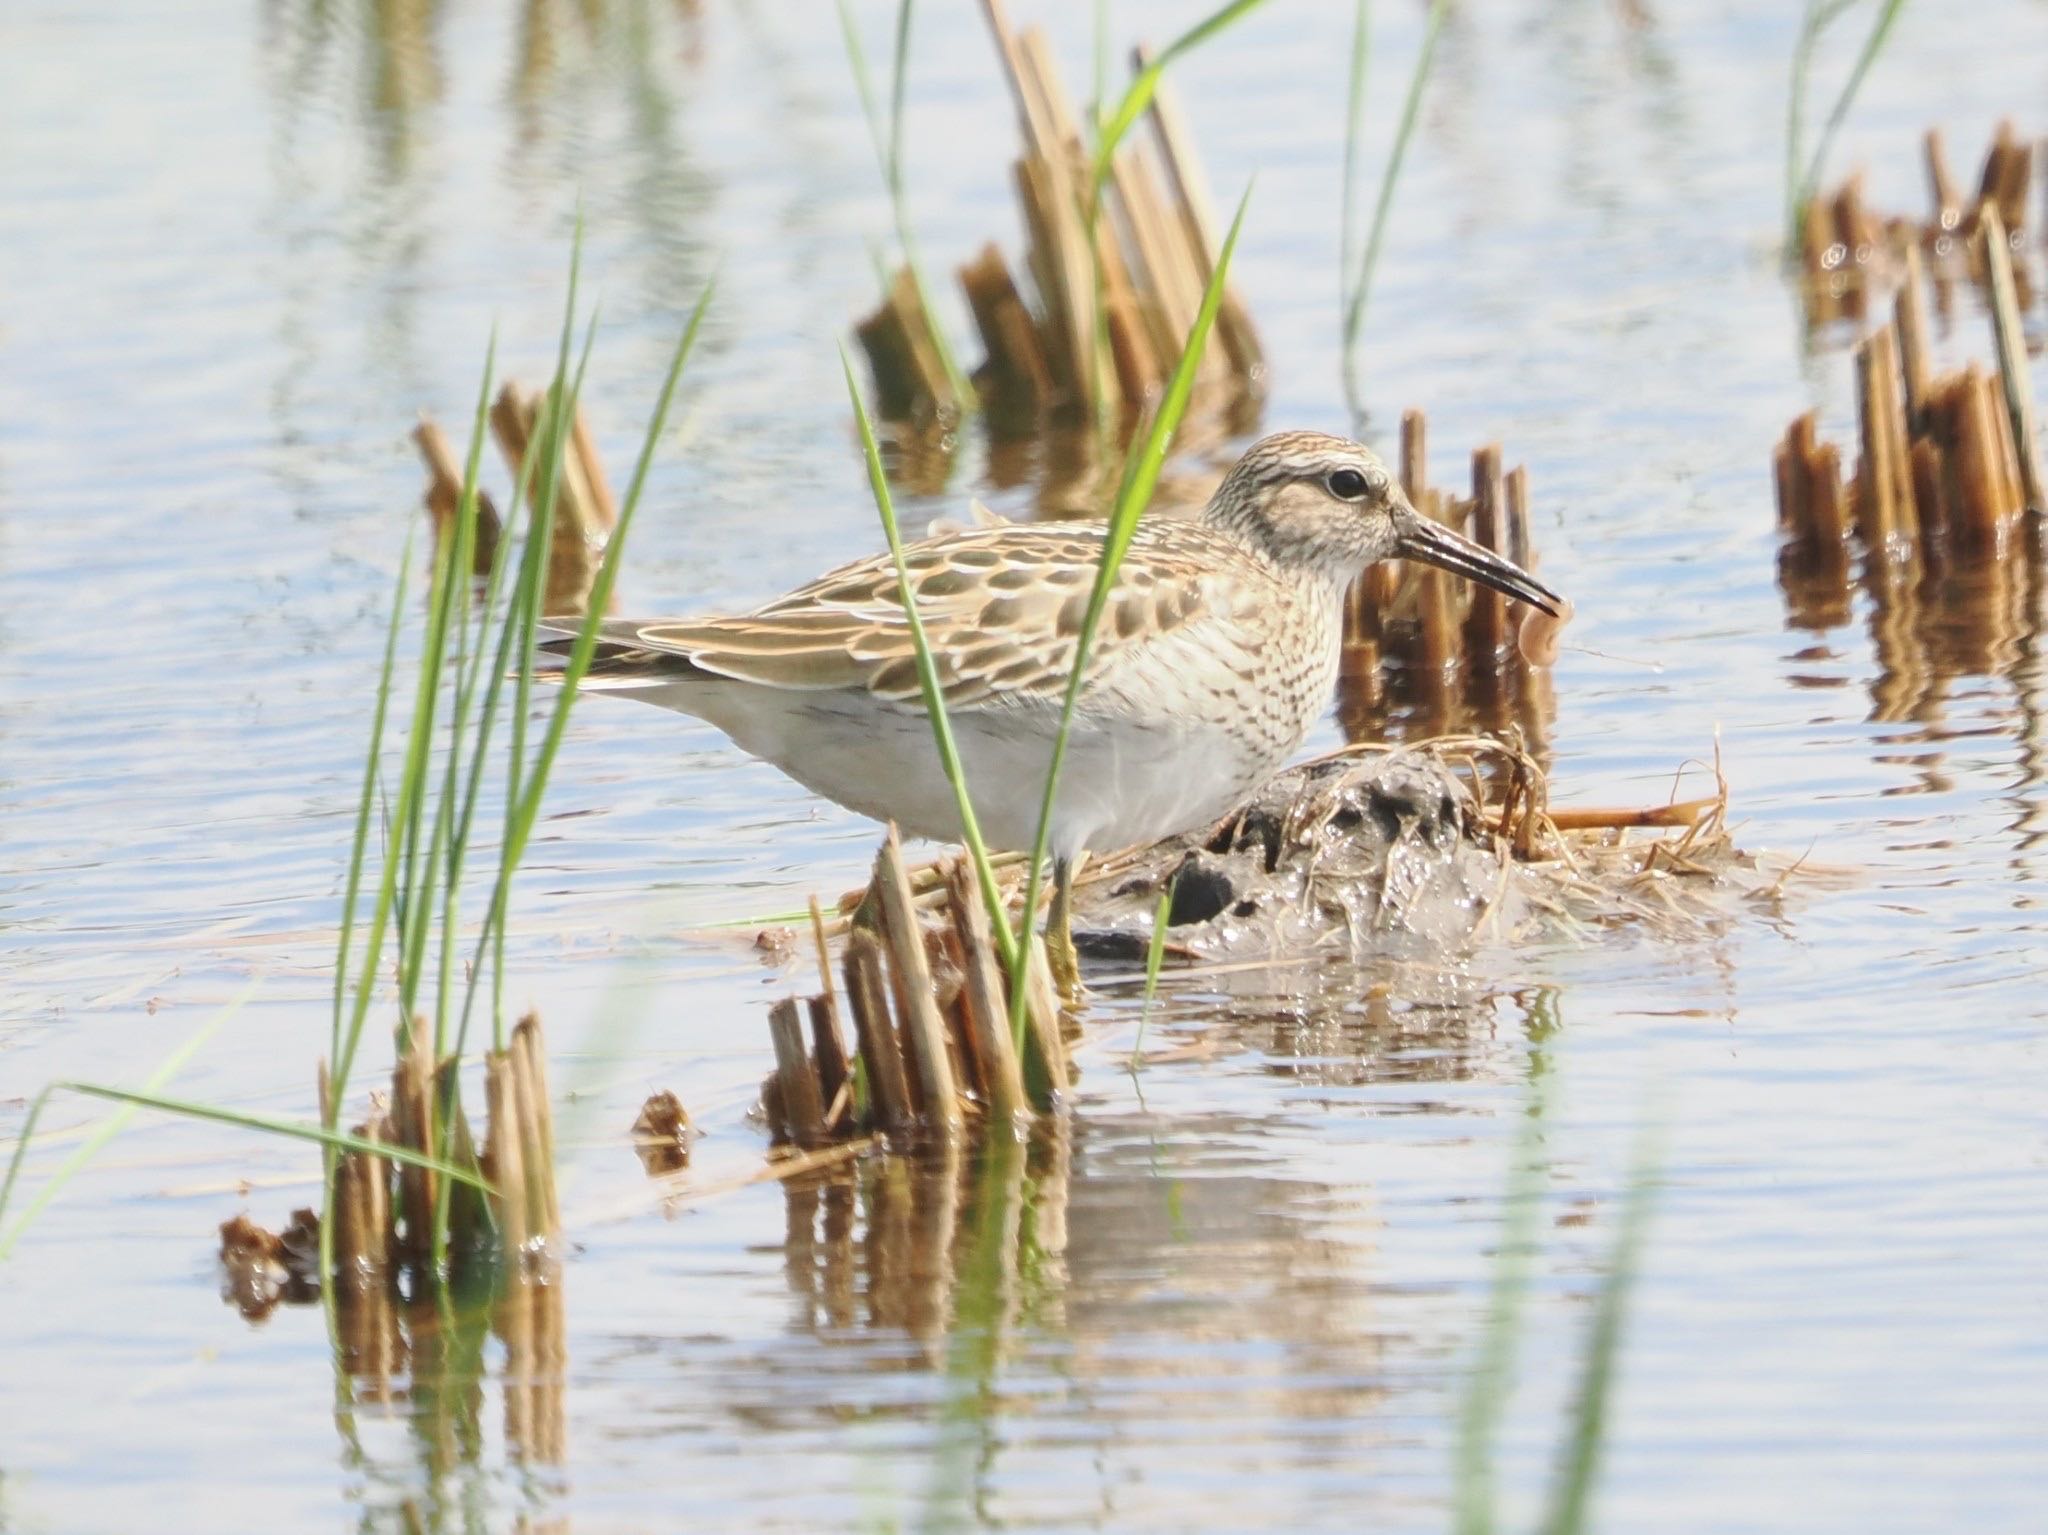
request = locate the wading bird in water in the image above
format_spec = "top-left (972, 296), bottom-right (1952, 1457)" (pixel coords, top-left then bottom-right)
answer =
top-left (554, 431), bottom-right (1563, 986)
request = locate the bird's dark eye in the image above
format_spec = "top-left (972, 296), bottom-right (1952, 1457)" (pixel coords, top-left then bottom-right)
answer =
top-left (1327, 468), bottom-right (1370, 500)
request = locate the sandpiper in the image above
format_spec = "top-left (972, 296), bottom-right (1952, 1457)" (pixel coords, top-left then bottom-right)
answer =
top-left (557, 430), bottom-right (1562, 972)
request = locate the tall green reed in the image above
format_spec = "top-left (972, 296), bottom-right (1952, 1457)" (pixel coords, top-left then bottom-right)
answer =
top-left (1127, 880), bottom-right (1175, 1070)
top-left (1, 251), bottom-right (714, 1281)
top-left (842, 348), bottom-right (1018, 974)
top-left (1078, 0), bottom-right (1271, 436)
top-left (1784, 0), bottom-right (1911, 254)
top-left (837, 132), bottom-right (1248, 1043)
top-left (1004, 185), bottom-right (1252, 1035)
top-left (838, 0), bottom-right (975, 412)
top-left (1339, 0), bottom-right (1448, 425)
top-left (1455, 1056), bottom-right (1663, 1535)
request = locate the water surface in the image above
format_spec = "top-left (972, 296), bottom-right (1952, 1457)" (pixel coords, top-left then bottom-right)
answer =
top-left (1, 2), bottom-right (2044, 1530)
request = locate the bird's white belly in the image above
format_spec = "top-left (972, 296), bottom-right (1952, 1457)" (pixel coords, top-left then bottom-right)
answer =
top-left (673, 679), bottom-right (1287, 858)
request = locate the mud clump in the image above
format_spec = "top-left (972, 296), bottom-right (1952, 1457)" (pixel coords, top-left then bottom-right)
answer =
top-left (1075, 742), bottom-right (1755, 962)
top-left (1078, 748), bottom-right (1509, 960)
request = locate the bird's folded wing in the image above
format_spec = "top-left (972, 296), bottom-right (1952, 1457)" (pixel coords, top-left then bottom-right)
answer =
top-left (601, 525), bottom-right (1224, 709)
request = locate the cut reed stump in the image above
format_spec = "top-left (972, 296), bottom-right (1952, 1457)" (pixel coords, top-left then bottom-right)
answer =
top-left (413, 384), bottom-right (619, 615)
top-left (857, 5), bottom-right (1263, 429)
top-left (230, 1014), bottom-right (564, 1304)
top-left (1777, 215), bottom-right (2042, 565)
top-left (760, 829), bottom-right (1067, 1151)
top-left (1339, 406), bottom-right (1560, 745)
top-left (1798, 119), bottom-right (2038, 324)
top-left (1775, 215), bottom-right (2044, 653)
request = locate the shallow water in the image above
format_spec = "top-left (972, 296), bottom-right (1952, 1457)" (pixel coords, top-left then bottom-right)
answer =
top-left (2, 1), bottom-right (2045, 1530)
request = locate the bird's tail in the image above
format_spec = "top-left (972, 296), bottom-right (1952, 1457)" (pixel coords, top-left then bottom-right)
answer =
top-left (531, 619), bottom-right (703, 691)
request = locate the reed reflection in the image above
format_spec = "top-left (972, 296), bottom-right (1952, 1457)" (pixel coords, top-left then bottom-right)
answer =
top-left (327, 1271), bottom-right (571, 1533)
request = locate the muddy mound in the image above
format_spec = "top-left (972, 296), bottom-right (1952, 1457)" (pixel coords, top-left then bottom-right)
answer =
top-left (1075, 743), bottom-right (1756, 961)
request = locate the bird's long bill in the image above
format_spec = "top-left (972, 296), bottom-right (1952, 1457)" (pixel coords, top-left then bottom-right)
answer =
top-left (1395, 507), bottom-right (1563, 616)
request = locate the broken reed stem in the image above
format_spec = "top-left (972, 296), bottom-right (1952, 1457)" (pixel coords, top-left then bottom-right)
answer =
top-left (875, 826), bottom-right (965, 1138)
top-left (859, 5), bottom-right (1262, 424)
top-left (1466, 445), bottom-right (1510, 664)
top-left (944, 856), bottom-right (1028, 1126)
top-left (414, 418), bottom-right (503, 575)
top-left (418, 384), bottom-right (623, 615)
top-left (477, 383), bottom-right (617, 613)
top-left (486, 1052), bottom-right (528, 1255)
top-left (1343, 407), bottom-right (1554, 715)
top-left (1777, 231), bottom-right (2044, 622)
top-left (1980, 206), bottom-right (2046, 513)
top-left (310, 1012), bottom-right (562, 1287)
top-left (769, 998), bottom-right (831, 1149)
top-left (844, 929), bottom-right (915, 1132)
top-left (1800, 118), bottom-right (2039, 323)
top-left (511, 1013), bottom-right (558, 1245)
top-left (760, 828), bottom-right (1073, 1155)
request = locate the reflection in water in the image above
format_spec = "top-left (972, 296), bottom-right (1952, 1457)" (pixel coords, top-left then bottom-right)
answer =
top-left (322, 1271), bottom-right (568, 1531)
top-left (1780, 515), bottom-right (2048, 826)
top-left (891, 378), bottom-right (1261, 519)
top-left (1336, 640), bottom-right (1556, 756)
top-left (764, 1116), bottom-right (1387, 1526)
top-left (713, 974), bottom-right (1531, 1525)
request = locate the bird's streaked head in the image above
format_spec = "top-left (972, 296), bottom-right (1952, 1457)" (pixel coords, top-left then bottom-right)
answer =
top-left (1203, 430), bottom-right (1563, 615)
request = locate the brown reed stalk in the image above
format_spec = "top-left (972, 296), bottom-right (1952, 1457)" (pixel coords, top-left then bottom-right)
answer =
top-left (513, 1013), bottom-right (558, 1240)
top-left (943, 855), bottom-right (1028, 1124)
top-left (1019, 933), bottom-right (1071, 1105)
top-left (874, 826), bottom-right (964, 1137)
top-left (1141, 52), bottom-right (1263, 378)
top-left (843, 928), bottom-right (914, 1131)
top-left (768, 998), bottom-right (830, 1149)
top-left (413, 418), bottom-right (503, 575)
top-left (1924, 127), bottom-right (1963, 234)
top-left (1465, 445), bottom-right (1510, 662)
top-left (484, 1051), bottom-right (527, 1255)
top-left (1895, 243), bottom-right (1932, 429)
top-left (393, 1025), bottom-right (436, 1261)
top-left (1980, 206), bottom-right (2046, 512)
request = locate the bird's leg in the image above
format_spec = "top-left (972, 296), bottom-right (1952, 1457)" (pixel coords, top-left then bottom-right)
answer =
top-left (1046, 854), bottom-right (1083, 1000)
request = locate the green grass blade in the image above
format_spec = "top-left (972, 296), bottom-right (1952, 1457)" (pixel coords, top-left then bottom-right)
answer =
top-left (1337, 0), bottom-right (1372, 321)
top-left (433, 334), bottom-right (503, 1054)
top-left (1537, 1122), bottom-right (1664, 1535)
top-left (501, 281), bottom-right (715, 880)
top-left (491, 245), bottom-right (594, 1049)
top-left (46, 1084), bottom-right (494, 1197)
top-left (1453, 1072), bottom-right (1554, 1535)
top-left (502, 225), bottom-right (587, 883)
top-left (0, 980), bottom-right (257, 1260)
top-left (886, 0), bottom-right (914, 205)
top-left (401, 345), bottom-right (497, 1035)
top-left (837, 0), bottom-right (973, 413)
top-left (331, 532), bottom-right (414, 1100)
top-left (1128, 882), bottom-right (1174, 1068)
top-left (1786, 0), bottom-right (1910, 252)
top-left (392, 528), bottom-right (461, 1036)
top-left (1006, 183), bottom-right (1252, 1034)
top-left (1089, 0), bottom-right (1271, 198)
top-left (460, 278), bottom-right (713, 1064)
top-left (836, 0), bottom-right (889, 177)
top-left (839, 345), bottom-right (1017, 971)
top-left (1341, 0), bottom-right (1445, 423)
